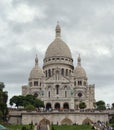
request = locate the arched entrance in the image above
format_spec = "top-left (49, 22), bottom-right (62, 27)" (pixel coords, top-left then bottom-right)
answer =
top-left (63, 102), bottom-right (69, 109)
top-left (55, 103), bottom-right (60, 110)
top-left (61, 118), bottom-right (73, 125)
top-left (82, 118), bottom-right (93, 125)
top-left (46, 103), bottom-right (52, 110)
top-left (39, 118), bottom-right (50, 125)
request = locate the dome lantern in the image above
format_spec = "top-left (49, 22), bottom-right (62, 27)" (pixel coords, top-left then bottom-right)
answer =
top-left (55, 21), bottom-right (61, 38)
top-left (77, 54), bottom-right (81, 66)
top-left (35, 54), bottom-right (38, 66)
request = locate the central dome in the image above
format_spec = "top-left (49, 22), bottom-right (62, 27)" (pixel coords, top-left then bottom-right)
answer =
top-left (45, 38), bottom-right (72, 59)
top-left (44, 23), bottom-right (72, 59)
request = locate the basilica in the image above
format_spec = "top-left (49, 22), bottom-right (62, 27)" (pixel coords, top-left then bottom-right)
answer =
top-left (22, 23), bottom-right (95, 110)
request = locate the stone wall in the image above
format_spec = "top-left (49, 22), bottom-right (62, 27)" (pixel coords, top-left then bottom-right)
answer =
top-left (8, 111), bottom-right (109, 125)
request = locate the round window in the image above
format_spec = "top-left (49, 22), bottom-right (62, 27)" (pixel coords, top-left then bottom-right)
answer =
top-left (78, 92), bottom-right (82, 97)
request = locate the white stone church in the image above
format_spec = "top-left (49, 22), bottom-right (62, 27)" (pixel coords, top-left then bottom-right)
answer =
top-left (22, 23), bottom-right (95, 110)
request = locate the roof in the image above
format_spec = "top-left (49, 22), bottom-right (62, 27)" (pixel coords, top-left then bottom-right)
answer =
top-left (29, 55), bottom-right (44, 79)
top-left (74, 55), bottom-right (87, 79)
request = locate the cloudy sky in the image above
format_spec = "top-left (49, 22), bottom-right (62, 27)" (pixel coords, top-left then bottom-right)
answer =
top-left (0, 0), bottom-right (114, 107)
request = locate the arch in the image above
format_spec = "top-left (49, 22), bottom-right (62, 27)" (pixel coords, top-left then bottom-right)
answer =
top-left (48, 69), bottom-right (51, 77)
top-left (48, 91), bottom-right (50, 98)
top-left (63, 102), bottom-right (69, 109)
top-left (52, 68), bottom-right (54, 75)
top-left (34, 92), bottom-right (38, 98)
top-left (55, 102), bottom-right (60, 110)
top-left (74, 81), bottom-right (76, 86)
top-left (56, 85), bottom-right (59, 94)
top-left (66, 69), bottom-right (68, 76)
top-left (39, 118), bottom-right (50, 125)
top-left (45, 70), bottom-right (47, 77)
top-left (61, 118), bottom-right (73, 125)
top-left (69, 70), bottom-right (71, 75)
top-left (46, 103), bottom-right (52, 110)
top-left (61, 68), bottom-right (64, 76)
top-left (65, 91), bottom-right (67, 98)
top-left (82, 118), bottom-right (93, 125)
top-left (78, 81), bottom-right (82, 85)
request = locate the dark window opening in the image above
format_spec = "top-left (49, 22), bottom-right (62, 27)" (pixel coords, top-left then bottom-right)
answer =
top-left (78, 81), bottom-right (82, 85)
top-left (34, 81), bottom-right (38, 86)
top-left (65, 91), bottom-right (67, 97)
top-left (48, 91), bottom-right (50, 98)
top-left (61, 68), bottom-right (64, 75)
top-left (56, 85), bottom-right (59, 94)
top-left (74, 81), bottom-right (76, 86)
top-left (48, 69), bottom-right (51, 77)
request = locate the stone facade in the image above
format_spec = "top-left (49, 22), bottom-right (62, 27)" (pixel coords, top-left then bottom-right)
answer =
top-left (22, 23), bottom-right (95, 110)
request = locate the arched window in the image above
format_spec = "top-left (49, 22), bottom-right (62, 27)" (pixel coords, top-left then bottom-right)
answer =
top-left (48, 69), bottom-right (51, 77)
top-left (69, 70), bottom-right (71, 75)
top-left (74, 81), bottom-right (76, 86)
top-left (61, 68), bottom-right (64, 76)
top-left (55, 103), bottom-right (60, 110)
top-left (48, 91), bottom-right (50, 98)
top-left (65, 91), bottom-right (67, 97)
top-left (56, 85), bottom-right (59, 94)
top-left (78, 81), bottom-right (82, 85)
top-left (52, 69), bottom-right (54, 75)
top-left (45, 70), bottom-right (47, 77)
top-left (66, 69), bottom-right (68, 76)
top-left (63, 103), bottom-right (69, 109)
top-left (34, 81), bottom-right (38, 86)
top-left (46, 103), bottom-right (52, 110)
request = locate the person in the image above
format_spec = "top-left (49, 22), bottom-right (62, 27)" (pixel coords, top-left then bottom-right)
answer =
top-left (37, 123), bottom-right (39, 130)
top-left (37, 123), bottom-right (41, 130)
top-left (34, 123), bottom-right (37, 130)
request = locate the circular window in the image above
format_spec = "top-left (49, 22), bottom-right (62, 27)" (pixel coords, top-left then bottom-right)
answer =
top-left (78, 92), bottom-right (82, 97)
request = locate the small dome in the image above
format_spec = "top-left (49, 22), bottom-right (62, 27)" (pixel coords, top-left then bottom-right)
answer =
top-left (29, 55), bottom-right (44, 79)
top-left (44, 23), bottom-right (72, 59)
top-left (74, 55), bottom-right (87, 79)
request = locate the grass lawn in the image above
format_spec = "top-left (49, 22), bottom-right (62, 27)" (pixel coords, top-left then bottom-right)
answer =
top-left (2, 124), bottom-right (34, 130)
top-left (2, 124), bottom-right (93, 130)
top-left (51, 124), bottom-right (92, 130)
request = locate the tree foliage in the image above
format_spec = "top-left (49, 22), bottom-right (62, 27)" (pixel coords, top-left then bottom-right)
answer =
top-left (96, 100), bottom-right (106, 110)
top-left (109, 114), bottom-right (114, 124)
top-left (9, 94), bottom-right (44, 109)
top-left (0, 82), bottom-right (8, 121)
top-left (112, 103), bottom-right (114, 109)
top-left (79, 102), bottom-right (86, 109)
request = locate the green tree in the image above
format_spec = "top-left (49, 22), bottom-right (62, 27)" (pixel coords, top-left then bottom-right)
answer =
top-left (109, 114), bottom-right (114, 124)
top-left (0, 82), bottom-right (8, 121)
top-left (112, 103), bottom-right (114, 109)
top-left (25, 104), bottom-right (35, 111)
top-left (96, 100), bottom-right (106, 110)
top-left (0, 82), bottom-right (5, 91)
top-left (79, 102), bottom-right (86, 109)
top-left (9, 94), bottom-right (44, 109)
top-left (10, 95), bottom-right (23, 108)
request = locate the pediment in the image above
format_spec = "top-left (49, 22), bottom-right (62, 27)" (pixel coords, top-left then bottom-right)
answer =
top-left (45, 74), bottom-right (70, 83)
